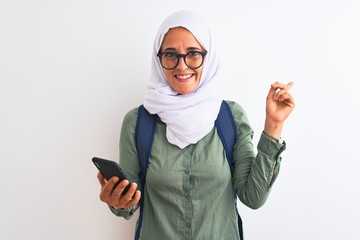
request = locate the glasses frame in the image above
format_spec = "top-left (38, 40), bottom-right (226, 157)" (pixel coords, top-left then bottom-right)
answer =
top-left (157, 51), bottom-right (207, 70)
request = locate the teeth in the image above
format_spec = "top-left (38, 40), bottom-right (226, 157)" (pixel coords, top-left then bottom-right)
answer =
top-left (176, 74), bottom-right (192, 79)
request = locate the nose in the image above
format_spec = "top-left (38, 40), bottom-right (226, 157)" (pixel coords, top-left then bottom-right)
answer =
top-left (176, 56), bottom-right (188, 70)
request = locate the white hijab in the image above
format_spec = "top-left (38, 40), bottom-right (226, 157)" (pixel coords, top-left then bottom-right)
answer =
top-left (143, 10), bottom-right (222, 149)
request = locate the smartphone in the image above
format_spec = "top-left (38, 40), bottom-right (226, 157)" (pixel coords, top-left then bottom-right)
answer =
top-left (92, 157), bottom-right (130, 195)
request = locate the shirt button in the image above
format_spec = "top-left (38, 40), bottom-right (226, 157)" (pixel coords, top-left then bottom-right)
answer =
top-left (185, 169), bottom-right (190, 174)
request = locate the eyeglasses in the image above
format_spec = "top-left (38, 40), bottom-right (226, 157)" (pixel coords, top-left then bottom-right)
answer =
top-left (157, 51), bottom-right (207, 70)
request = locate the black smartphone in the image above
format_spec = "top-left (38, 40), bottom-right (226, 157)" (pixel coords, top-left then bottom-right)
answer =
top-left (92, 157), bottom-right (130, 195)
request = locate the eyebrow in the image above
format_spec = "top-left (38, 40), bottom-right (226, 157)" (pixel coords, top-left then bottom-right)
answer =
top-left (163, 47), bottom-right (202, 52)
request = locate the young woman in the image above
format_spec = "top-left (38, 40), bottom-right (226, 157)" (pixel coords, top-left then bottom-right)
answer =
top-left (97, 10), bottom-right (295, 240)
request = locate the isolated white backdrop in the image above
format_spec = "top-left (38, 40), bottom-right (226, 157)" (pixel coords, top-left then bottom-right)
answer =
top-left (1, 0), bottom-right (359, 239)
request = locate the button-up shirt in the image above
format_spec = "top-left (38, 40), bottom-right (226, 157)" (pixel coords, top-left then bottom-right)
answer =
top-left (110, 101), bottom-right (286, 240)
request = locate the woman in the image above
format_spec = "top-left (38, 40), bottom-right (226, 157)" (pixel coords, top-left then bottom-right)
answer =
top-left (97, 10), bottom-right (295, 240)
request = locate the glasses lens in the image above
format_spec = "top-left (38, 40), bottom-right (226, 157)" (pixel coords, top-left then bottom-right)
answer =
top-left (185, 52), bottom-right (204, 69)
top-left (161, 53), bottom-right (178, 69)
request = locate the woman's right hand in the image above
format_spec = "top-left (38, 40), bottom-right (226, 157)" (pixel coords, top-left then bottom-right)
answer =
top-left (97, 172), bottom-right (141, 209)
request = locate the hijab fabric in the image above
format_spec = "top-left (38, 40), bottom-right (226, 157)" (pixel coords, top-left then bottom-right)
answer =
top-left (143, 10), bottom-right (222, 149)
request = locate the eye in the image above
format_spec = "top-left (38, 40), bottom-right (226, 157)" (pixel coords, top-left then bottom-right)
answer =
top-left (187, 51), bottom-right (201, 57)
top-left (187, 51), bottom-right (202, 60)
top-left (163, 52), bottom-right (177, 58)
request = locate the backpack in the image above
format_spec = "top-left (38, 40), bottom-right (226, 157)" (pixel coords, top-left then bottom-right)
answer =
top-left (134, 100), bottom-right (244, 240)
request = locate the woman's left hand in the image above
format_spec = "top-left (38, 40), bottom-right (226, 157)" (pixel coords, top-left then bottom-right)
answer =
top-left (266, 81), bottom-right (295, 124)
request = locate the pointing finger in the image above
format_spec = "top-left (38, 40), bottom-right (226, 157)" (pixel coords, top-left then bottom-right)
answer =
top-left (285, 81), bottom-right (294, 90)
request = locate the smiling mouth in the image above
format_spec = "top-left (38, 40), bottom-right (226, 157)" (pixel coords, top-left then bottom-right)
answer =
top-left (175, 74), bottom-right (194, 81)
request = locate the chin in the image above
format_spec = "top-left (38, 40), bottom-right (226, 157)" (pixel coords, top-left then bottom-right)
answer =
top-left (175, 85), bottom-right (198, 95)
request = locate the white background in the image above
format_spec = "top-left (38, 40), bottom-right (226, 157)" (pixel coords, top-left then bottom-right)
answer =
top-left (1, 0), bottom-right (359, 239)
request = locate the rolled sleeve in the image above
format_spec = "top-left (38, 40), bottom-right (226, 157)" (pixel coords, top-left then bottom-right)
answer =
top-left (257, 133), bottom-right (286, 159)
top-left (256, 133), bottom-right (286, 188)
top-left (109, 205), bottom-right (138, 220)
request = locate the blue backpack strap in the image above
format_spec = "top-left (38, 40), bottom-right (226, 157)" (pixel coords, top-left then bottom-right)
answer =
top-left (215, 100), bottom-right (244, 240)
top-left (215, 100), bottom-right (237, 166)
top-left (134, 104), bottom-right (157, 240)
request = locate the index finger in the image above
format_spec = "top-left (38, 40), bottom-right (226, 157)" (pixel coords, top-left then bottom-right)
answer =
top-left (285, 81), bottom-right (294, 90)
top-left (101, 176), bottom-right (121, 195)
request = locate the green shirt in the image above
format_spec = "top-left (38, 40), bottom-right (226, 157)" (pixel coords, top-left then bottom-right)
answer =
top-left (110, 101), bottom-right (286, 240)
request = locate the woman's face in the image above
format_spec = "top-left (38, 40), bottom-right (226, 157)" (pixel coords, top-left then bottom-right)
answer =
top-left (160, 27), bottom-right (205, 95)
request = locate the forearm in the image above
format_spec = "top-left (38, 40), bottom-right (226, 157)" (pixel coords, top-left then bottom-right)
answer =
top-left (108, 108), bottom-right (142, 219)
top-left (227, 101), bottom-right (286, 208)
top-left (233, 134), bottom-right (286, 209)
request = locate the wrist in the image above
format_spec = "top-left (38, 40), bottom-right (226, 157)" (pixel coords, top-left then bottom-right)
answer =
top-left (264, 119), bottom-right (284, 138)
